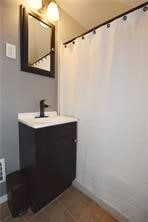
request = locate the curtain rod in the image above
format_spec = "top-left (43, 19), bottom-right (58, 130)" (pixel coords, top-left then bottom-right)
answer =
top-left (63, 2), bottom-right (148, 45)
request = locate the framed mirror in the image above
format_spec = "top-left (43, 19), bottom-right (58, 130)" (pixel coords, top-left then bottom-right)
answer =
top-left (20, 5), bottom-right (55, 78)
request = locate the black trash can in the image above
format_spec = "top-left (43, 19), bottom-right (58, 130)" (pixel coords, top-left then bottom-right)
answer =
top-left (6, 171), bottom-right (29, 217)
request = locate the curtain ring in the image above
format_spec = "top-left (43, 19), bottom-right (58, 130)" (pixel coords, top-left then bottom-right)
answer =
top-left (93, 30), bottom-right (96, 34)
top-left (82, 36), bottom-right (85, 39)
top-left (143, 6), bottom-right (148, 12)
top-left (107, 23), bottom-right (110, 28)
top-left (64, 44), bottom-right (67, 48)
top-left (72, 41), bottom-right (75, 44)
top-left (123, 15), bottom-right (127, 21)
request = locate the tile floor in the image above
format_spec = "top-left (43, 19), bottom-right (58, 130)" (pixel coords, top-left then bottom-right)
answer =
top-left (0, 186), bottom-right (119, 222)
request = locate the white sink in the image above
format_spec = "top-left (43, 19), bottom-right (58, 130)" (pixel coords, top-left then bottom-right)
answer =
top-left (18, 112), bottom-right (77, 129)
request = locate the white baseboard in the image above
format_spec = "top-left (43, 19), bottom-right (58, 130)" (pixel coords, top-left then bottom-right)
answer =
top-left (73, 180), bottom-right (131, 222)
top-left (0, 194), bottom-right (8, 204)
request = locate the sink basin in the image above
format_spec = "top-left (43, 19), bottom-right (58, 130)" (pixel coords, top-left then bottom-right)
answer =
top-left (18, 112), bottom-right (77, 128)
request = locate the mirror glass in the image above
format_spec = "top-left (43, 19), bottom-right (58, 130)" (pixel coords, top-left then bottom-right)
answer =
top-left (20, 6), bottom-right (55, 78)
top-left (28, 15), bottom-right (51, 71)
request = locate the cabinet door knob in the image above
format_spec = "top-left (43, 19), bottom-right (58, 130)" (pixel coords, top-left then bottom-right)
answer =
top-left (73, 139), bottom-right (77, 143)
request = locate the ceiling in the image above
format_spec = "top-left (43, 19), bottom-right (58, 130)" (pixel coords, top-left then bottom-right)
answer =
top-left (56, 0), bottom-right (146, 30)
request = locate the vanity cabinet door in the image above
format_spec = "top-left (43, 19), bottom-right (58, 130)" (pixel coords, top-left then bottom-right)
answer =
top-left (53, 135), bottom-right (76, 188)
top-left (31, 123), bottom-right (77, 212)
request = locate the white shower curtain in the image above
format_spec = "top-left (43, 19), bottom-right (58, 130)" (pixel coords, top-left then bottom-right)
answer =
top-left (60, 8), bottom-right (148, 222)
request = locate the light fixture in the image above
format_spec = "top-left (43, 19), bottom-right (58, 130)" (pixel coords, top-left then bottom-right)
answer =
top-left (26, 0), bottom-right (42, 10)
top-left (46, 0), bottom-right (60, 22)
top-left (26, 0), bottom-right (60, 22)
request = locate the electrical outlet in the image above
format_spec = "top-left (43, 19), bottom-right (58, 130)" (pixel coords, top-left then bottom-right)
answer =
top-left (0, 159), bottom-right (6, 183)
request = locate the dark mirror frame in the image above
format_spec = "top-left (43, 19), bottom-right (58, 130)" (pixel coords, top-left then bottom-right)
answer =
top-left (20, 5), bottom-right (55, 78)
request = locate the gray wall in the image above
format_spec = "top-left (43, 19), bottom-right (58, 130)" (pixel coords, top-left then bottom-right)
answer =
top-left (0, 0), bottom-right (5, 197)
top-left (0, 0), bottom-right (57, 196)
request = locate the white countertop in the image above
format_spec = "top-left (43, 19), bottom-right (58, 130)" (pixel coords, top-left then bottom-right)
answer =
top-left (18, 112), bottom-right (77, 129)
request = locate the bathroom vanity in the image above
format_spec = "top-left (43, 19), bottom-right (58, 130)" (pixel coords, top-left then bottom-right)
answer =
top-left (18, 112), bottom-right (77, 213)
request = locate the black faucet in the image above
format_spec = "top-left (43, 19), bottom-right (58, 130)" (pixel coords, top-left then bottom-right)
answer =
top-left (39, 100), bottom-right (49, 117)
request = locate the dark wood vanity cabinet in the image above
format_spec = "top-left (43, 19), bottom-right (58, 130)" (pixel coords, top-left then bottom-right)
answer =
top-left (19, 122), bottom-right (77, 213)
